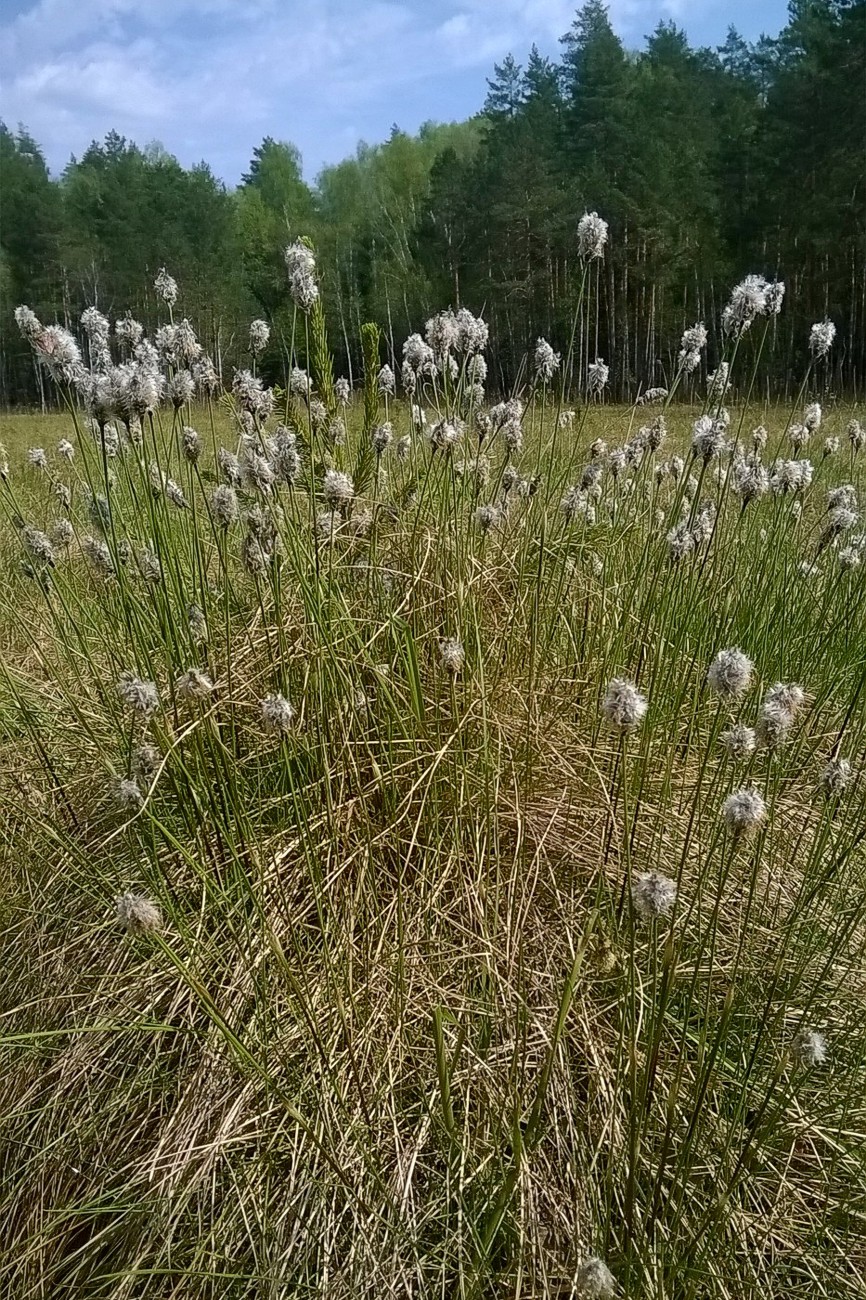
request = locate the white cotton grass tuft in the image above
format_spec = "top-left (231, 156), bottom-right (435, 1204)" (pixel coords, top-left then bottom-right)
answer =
top-left (678, 322), bottom-right (707, 373)
top-left (722, 787), bottom-right (767, 835)
top-left (117, 671), bottom-right (159, 716)
top-left (261, 694), bottom-right (295, 735)
top-left (792, 1028), bottom-right (827, 1066)
top-left (21, 524), bottom-right (55, 568)
top-left (377, 364), bottom-right (395, 395)
top-left (188, 603), bottom-right (208, 643)
top-left (577, 212), bottom-right (609, 261)
top-left (756, 681), bottom-right (805, 749)
top-left (285, 240), bottom-right (319, 312)
top-left (707, 648), bottom-right (753, 698)
top-left (439, 637), bottom-right (465, 674)
top-left (820, 505), bottom-right (858, 548)
top-left (809, 319), bottom-right (835, 358)
top-left (211, 484), bottom-right (239, 528)
top-left (601, 678), bottom-right (648, 732)
top-left (177, 668), bottom-right (214, 700)
top-left (720, 724), bottom-right (756, 760)
top-left (181, 425), bottom-right (201, 463)
top-left (117, 778), bottom-right (144, 810)
top-left (134, 743), bottom-right (160, 779)
top-left (51, 518), bottom-right (74, 548)
top-left (217, 447), bottom-right (242, 487)
top-left (429, 419), bottom-right (464, 451)
top-left (116, 891), bottom-right (161, 934)
top-left (575, 1255), bottom-right (616, 1297)
top-left (691, 415), bottom-right (727, 463)
top-left (249, 318), bottom-right (270, 354)
top-left (15, 304), bottom-right (42, 339)
top-left (821, 757), bottom-right (852, 797)
top-left (371, 422), bottom-right (393, 455)
top-left (587, 357), bottom-right (609, 395)
top-left (764, 682), bottom-right (805, 718)
top-left (827, 484), bottom-right (857, 511)
top-left (474, 504), bottom-right (499, 533)
top-left (534, 337), bottom-right (561, 382)
top-left (82, 534), bottom-right (114, 575)
top-left (323, 468), bottom-right (354, 507)
top-left (154, 266), bottom-right (178, 306)
top-left (631, 871), bottom-right (677, 920)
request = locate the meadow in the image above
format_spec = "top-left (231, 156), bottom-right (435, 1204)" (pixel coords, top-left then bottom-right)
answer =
top-left (1, 242), bottom-right (865, 1299)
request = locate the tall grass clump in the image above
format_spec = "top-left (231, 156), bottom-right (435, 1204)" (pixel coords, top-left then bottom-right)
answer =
top-left (1, 240), bottom-right (865, 1299)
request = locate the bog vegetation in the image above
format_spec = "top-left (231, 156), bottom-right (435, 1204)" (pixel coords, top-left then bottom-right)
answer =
top-left (1, 213), bottom-right (865, 1298)
top-left (2, 0), bottom-right (865, 407)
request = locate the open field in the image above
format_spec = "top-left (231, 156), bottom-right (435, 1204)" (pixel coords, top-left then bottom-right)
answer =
top-left (1, 292), bottom-right (866, 1300)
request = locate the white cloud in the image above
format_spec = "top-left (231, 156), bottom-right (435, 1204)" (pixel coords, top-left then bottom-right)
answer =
top-left (0, 0), bottom-right (751, 182)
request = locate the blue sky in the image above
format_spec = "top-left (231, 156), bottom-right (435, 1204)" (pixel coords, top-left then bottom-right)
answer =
top-left (0, 0), bottom-right (790, 184)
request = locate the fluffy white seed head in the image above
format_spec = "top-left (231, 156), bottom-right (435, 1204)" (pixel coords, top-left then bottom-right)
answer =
top-left (821, 757), bottom-right (852, 797)
top-left (284, 241), bottom-right (319, 311)
top-left (601, 678), bottom-right (648, 732)
top-left (691, 415), bottom-right (727, 463)
top-left (15, 304), bottom-right (42, 339)
top-left (117, 777), bottom-right (144, 809)
top-left (249, 319), bottom-right (270, 354)
top-left (372, 422), bottom-right (393, 455)
top-left (631, 871), bottom-right (677, 920)
top-left (764, 682), bottom-right (805, 719)
top-left (116, 891), bottom-right (161, 933)
top-left (576, 1256), bottom-right (616, 1298)
top-left (323, 468), bottom-right (354, 506)
top-left (439, 637), bottom-right (465, 673)
top-left (188, 603), bottom-right (208, 643)
top-left (261, 693), bottom-right (295, 734)
top-left (587, 357), bottom-right (609, 395)
top-left (117, 671), bottom-right (160, 716)
top-left (21, 524), bottom-right (55, 567)
top-left (377, 364), bottom-right (395, 395)
top-left (474, 503), bottom-right (499, 533)
top-left (707, 648), bottom-right (753, 698)
top-left (154, 266), bottom-right (178, 306)
top-left (809, 319), bottom-right (835, 357)
top-left (722, 787), bottom-right (767, 835)
top-left (577, 212), bottom-right (609, 261)
top-left (177, 667), bottom-right (214, 700)
top-left (792, 1028), bottom-right (827, 1066)
top-left (720, 724), bottom-right (756, 760)
top-left (534, 337), bottom-right (561, 382)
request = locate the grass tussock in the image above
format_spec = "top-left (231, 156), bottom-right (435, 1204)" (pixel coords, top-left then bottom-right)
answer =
top-left (1, 254), bottom-right (866, 1298)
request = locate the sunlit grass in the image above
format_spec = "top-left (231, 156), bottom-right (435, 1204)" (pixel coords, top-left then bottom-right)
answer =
top-left (1, 314), bottom-right (865, 1298)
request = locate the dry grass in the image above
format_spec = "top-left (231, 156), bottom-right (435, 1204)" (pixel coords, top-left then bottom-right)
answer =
top-left (1, 372), bottom-right (865, 1299)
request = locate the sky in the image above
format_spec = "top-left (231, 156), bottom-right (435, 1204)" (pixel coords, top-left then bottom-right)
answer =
top-left (0, 0), bottom-right (790, 184)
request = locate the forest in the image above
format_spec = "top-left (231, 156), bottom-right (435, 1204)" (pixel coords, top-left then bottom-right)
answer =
top-left (1, 0), bottom-right (864, 405)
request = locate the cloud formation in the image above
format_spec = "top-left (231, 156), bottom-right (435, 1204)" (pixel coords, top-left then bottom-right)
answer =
top-left (0, 0), bottom-right (787, 182)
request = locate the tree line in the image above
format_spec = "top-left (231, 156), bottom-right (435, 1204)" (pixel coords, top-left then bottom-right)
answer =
top-left (1, 0), bottom-right (863, 406)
